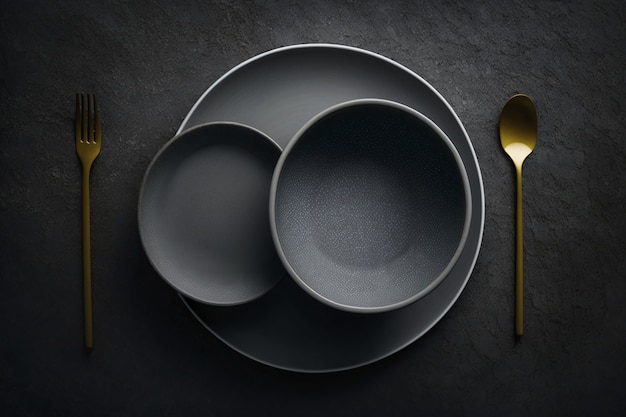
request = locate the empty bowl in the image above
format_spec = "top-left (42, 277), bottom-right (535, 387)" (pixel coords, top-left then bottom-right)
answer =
top-left (270, 99), bottom-right (471, 313)
top-left (139, 122), bottom-right (284, 305)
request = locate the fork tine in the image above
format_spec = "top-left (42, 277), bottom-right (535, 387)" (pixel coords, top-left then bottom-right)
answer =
top-left (82, 94), bottom-right (88, 143)
top-left (87, 94), bottom-right (94, 143)
top-left (93, 95), bottom-right (101, 143)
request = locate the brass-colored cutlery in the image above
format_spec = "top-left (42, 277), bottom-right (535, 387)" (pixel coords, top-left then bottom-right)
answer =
top-left (499, 94), bottom-right (537, 336)
top-left (75, 93), bottom-right (102, 348)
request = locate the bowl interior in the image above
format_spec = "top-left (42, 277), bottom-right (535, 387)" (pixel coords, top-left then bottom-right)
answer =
top-left (271, 100), bottom-right (471, 312)
top-left (139, 123), bottom-right (284, 305)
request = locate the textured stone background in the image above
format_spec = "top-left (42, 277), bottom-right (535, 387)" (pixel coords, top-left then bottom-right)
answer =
top-left (1, 0), bottom-right (625, 416)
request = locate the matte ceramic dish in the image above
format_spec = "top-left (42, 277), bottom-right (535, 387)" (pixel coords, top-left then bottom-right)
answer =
top-left (271, 99), bottom-right (471, 313)
top-left (177, 44), bottom-right (485, 372)
top-left (138, 122), bottom-right (284, 305)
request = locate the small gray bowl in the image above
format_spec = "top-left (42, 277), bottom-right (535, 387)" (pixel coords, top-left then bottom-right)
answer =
top-left (270, 99), bottom-right (472, 313)
top-left (139, 122), bottom-right (284, 305)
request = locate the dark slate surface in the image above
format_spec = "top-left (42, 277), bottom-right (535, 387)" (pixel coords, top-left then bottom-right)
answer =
top-left (2, 1), bottom-right (625, 416)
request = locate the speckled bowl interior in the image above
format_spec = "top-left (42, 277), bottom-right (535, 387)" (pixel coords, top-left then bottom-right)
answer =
top-left (270, 99), bottom-right (472, 313)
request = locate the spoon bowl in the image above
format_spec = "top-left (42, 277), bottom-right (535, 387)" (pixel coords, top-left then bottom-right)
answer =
top-left (499, 94), bottom-right (537, 336)
top-left (500, 95), bottom-right (537, 164)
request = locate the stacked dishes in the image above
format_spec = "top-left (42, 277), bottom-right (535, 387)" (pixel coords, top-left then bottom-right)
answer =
top-left (138, 44), bottom-right (484, 373)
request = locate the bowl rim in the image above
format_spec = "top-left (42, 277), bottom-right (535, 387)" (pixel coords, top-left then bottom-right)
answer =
top-left (270, 98), bottom-right (473, 313)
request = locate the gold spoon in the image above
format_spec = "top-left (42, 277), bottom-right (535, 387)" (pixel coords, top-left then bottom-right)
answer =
top-left (499, 94), bottom-right (537, 336)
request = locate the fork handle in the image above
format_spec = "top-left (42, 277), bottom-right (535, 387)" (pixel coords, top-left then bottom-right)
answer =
top-left (82, 167), bottom-right (94, 348)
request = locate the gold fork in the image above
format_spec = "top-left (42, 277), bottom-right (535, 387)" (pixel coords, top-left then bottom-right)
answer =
top-left (75, 93), bottom-right (101, 349)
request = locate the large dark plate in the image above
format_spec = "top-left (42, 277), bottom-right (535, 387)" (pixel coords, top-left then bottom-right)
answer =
top-left (178, 44), bottom-right (485, 373)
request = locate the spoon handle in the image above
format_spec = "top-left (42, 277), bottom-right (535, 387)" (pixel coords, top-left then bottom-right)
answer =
top-left (515, 164), bottom-right (524, 336)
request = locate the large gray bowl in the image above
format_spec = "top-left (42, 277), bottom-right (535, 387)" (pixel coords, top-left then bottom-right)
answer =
top-left (270, 99), bottom-right (471, 313)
